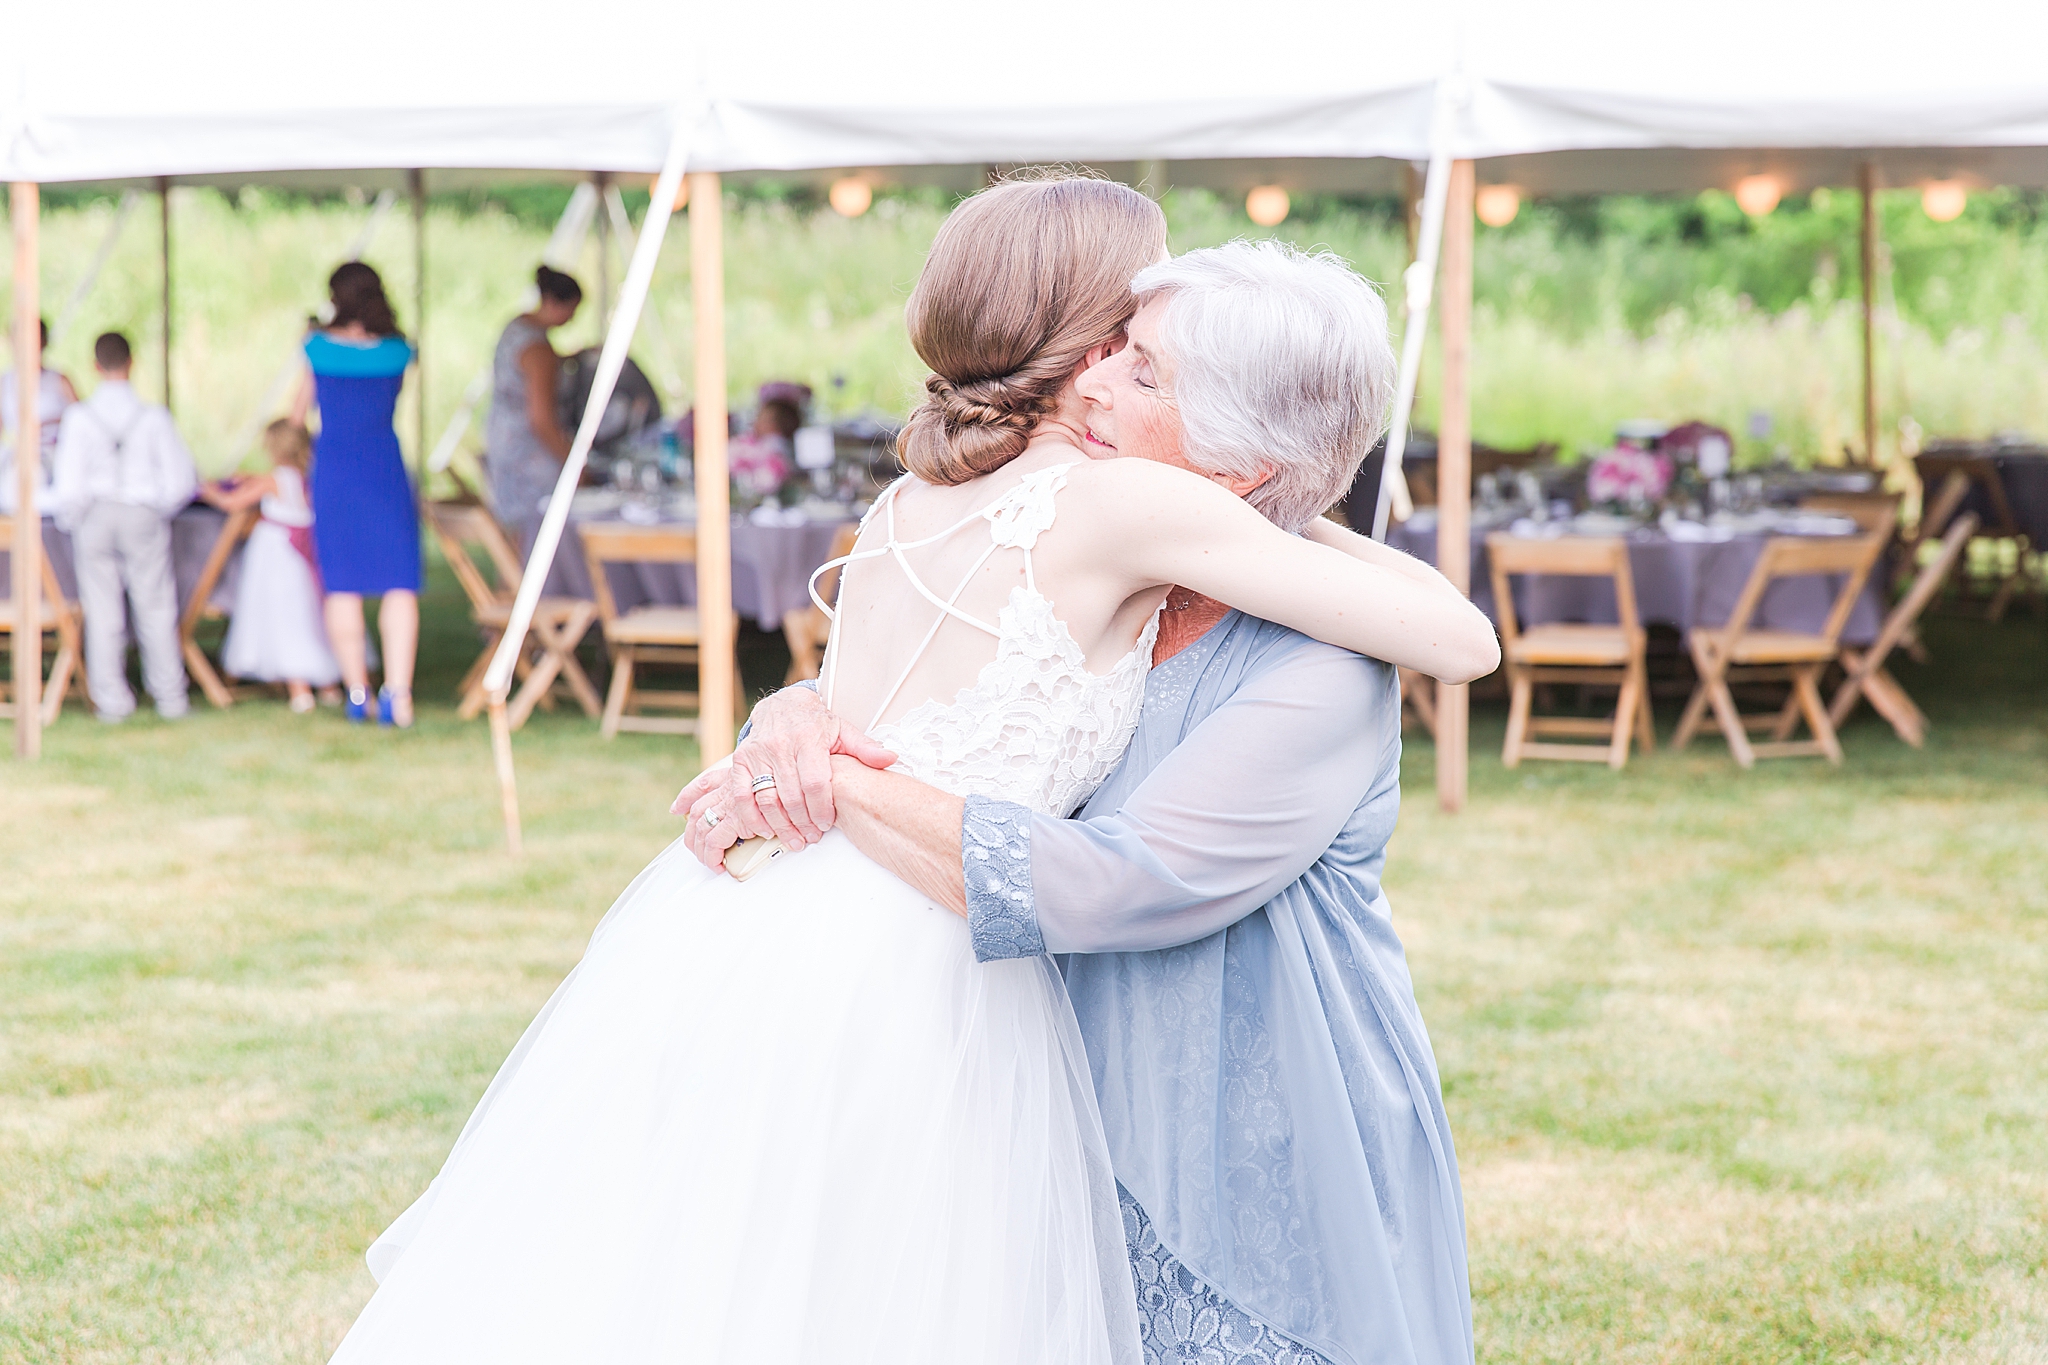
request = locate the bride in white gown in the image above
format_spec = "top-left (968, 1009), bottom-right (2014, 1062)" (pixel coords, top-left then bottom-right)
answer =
top-left (329, 174), bottom-right (1496, 1365)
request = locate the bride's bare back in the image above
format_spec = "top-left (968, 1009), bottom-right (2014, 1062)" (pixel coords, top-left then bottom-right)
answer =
top-left (822, 440), bottom-right (1167, 739)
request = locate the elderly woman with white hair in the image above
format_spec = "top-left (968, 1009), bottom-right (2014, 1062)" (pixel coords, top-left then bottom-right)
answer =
top-left (698, 238), bottom-right (1484, 1365)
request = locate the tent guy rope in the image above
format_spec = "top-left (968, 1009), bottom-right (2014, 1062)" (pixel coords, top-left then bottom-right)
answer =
top-left (481, 110), bottom-right (703, 851)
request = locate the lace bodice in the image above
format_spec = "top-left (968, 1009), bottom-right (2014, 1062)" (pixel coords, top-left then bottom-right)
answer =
top-left (819, 464), bottom-right (1160, 818)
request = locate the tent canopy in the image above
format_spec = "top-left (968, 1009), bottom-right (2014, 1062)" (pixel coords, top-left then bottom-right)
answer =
top-left (8, 1), bottom-right (2047, 192)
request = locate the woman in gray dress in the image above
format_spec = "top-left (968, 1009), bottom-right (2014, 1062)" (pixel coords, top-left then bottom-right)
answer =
top-left (486, 266), bottom-right (582, 549)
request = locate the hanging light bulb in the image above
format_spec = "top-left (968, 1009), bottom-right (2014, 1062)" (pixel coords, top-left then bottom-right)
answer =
top-left (1734, 174), bottom-right (1782, 217)
top-left (1245, 185), bottom-right (1290, 227)
top-left (1922, 180), bottom-right (1967, 223)
top-left (1475, 184), bottom-right (1521, 227)
top-left (828, 177), bottom-right (873, 218)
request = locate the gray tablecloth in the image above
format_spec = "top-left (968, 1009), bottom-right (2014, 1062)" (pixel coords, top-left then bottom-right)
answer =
top-left (2, 505), bottom-right (239, 615)
top-left (1387, 519), bottom-right (1886, 646)
top-left (1986, 454), bottom-right (2048, 543)
top-left (549, 510), bottom-right (857, 631)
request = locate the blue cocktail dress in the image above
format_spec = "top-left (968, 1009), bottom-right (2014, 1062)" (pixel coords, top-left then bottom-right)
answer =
top-left (306, 332), bottom-right (420, 594)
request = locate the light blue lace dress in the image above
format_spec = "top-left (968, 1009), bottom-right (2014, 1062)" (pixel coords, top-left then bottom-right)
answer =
top-left (964, 612), bottom-right (1474, 1365)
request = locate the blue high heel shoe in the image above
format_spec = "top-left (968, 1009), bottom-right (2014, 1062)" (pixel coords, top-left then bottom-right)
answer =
top-left (378, 686), bottom-right (414, 729)
top-left (345, 687), bottom-right (371, 724)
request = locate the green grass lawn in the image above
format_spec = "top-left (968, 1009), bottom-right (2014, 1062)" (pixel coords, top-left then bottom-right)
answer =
top-left (2, 559), bottom-right (2044, 1362)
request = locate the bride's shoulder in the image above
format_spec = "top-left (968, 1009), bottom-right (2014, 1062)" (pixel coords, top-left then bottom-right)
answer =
top-left (1056, 457), bottom-right (1242, 516)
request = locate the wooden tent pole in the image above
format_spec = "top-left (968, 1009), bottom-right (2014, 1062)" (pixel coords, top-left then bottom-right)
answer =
top-left (689, 170), bottom-right (736, 763)
top-left (11, 183), bottom-right (42, 759)
top-left (157, 177), bottom-right (172, 411)
top-left (1435, 159), bottom-right (1476, 815)
top-left (1860, 161), bottom-right (1879, 466)
top-left (411, 169), bottom-right (427, 467)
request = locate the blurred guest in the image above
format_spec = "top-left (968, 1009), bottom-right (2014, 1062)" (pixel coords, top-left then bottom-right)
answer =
top-left (292, 262), bottom-right (419, 726)
top-left (487, 265), bottom-right (582, 550)
top-left (49, 332), bottom-right (196, 721)
top-left (202, 420), bottom-right (340, 713)
top-left (0, 317), bottom-right (79, 511)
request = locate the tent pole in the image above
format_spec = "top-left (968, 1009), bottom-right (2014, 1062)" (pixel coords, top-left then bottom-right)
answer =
top-left (1860, 161), bottom-right (1879, 467)
top-left (479, 117), bottom-right (696, 850)
top-left (689, 169), bottom-right (736, 763)
top-left (595, 173), bottom-right (612, 334)
top-left (157, 178), bottom-right (173, 411)
top-left (1435, 159), bottom-right (1475, 815)
top-left (411, 169), bottom-right (427, 468)
top-left (1373, 94), bottom-right (1458, 542)
top-left (11, 183), bottom-right (42, 759)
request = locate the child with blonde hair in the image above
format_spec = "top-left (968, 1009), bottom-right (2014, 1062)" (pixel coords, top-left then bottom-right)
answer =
top-left (203, 420), bottom-right (341, 712)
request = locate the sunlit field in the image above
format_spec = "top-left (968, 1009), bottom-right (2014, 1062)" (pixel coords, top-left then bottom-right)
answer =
top-left (2, 538), bottom-right (2043, 1361)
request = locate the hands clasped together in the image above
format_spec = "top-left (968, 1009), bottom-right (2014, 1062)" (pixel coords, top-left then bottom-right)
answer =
top-left (672, 688), bottom-right (897, 871)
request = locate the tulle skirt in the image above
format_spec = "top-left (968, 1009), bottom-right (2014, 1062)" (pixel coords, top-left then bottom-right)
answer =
top-left (222, 522), bottom-right (340, 686)
top-left (330, 831), bottom-right (1140, 1365)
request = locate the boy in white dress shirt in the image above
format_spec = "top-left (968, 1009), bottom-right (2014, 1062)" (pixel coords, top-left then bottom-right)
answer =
top-left (49, 332), bottom-right (198, 720)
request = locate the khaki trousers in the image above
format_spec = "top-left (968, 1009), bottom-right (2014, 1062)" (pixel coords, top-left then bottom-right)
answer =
top-left (74, 501), bottom-right (189, 719)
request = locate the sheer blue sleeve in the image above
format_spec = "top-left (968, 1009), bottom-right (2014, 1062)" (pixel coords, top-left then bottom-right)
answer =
top-left (1024, 646), bottom-right (1391, 955)
top-left (963, 797), bottom-right (1045, 961)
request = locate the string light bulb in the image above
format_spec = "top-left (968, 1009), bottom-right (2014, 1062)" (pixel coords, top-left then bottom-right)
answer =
top-left (1734, 174), bottom-right (1782, 217)
top-left (1922, 180), bottom-right (1967, 223)
top-left (1245, 185), bottom-right (1290, 227)
top-left (1475, 184), bottom-right (1521, 227)
top-left (828, 177), bottom-right (873, 218)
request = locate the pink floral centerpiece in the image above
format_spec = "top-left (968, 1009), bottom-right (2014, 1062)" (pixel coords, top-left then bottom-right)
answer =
top-left (1585, 444), bottom-right (1673, 508)
top-left (728, 434), bottom-right (794, 498)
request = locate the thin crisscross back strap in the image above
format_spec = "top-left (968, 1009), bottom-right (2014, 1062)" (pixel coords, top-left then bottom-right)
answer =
top-left (811, 465), bottom-right (1072, 728)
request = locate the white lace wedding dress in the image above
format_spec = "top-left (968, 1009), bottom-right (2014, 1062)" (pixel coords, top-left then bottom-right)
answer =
top-left (330, 465), bottom-right (1152, 1364)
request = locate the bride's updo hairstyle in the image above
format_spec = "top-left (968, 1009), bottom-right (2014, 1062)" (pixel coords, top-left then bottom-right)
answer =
top-left (899, 171), bottom-right (1167, 484)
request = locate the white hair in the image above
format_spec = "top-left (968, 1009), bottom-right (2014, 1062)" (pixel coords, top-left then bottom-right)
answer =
top-left (1132, 240), bottom-right (1395, 531)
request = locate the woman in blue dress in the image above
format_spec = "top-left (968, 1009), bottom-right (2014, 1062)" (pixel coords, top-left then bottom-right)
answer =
top-left (291, 262), bottom-right (420, 726)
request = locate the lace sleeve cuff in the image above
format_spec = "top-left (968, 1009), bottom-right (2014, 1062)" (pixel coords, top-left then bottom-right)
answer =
top-left (963, 796), bottom-right (1045, 962)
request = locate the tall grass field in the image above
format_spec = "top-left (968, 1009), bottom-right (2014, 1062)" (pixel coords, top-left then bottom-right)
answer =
top-left (8, 181), bottom-right (2048, 476)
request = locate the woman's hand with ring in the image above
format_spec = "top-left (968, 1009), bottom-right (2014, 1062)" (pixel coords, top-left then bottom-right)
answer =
top-left (683, 800), bottom-right (745, 870)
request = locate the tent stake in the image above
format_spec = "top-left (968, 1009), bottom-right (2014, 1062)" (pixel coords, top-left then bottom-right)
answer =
top-left (11, 182), bottom-right (41, 760)
top-left (1435, 159), bottom-right (1476, 815)
top-left (689, 170), bottom-right (736, 764)
top-left (1860, 161), bottom-right (1879, 466)
top-left (488, 693), bottom-right (523, 854)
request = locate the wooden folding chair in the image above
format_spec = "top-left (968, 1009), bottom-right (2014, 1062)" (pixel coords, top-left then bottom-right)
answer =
top-left (1914, 450), bottom-right (2032, 620)
top-left (1397, 668), bottom-right (1438, 736)
top-left (1670, 529), bottom-right (1888, 767)
top-left (0, 515), bottom-right (86, 726)
top-left (1486, 534), bottom-right (1652, 769)
top-left (178, 506), bottom-right (257, 708)
top-left (1828, 512), bottom-right (1976, 747)
top-left (781, 522), bottom-right (858, 685)
top-left (579, 521), bottom-right (745, 739)
top-left (1799, 490), bottom-right (1903, 536)
top-left (424, 501), bottom-right (601, 729)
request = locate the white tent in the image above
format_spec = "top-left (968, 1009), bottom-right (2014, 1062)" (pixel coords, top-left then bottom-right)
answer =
top-left (9, 0), bottom-right (2048, 817)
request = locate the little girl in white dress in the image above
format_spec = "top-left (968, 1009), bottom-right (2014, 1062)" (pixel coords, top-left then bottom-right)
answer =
top-left (203, 420), bottom-right (341, 711)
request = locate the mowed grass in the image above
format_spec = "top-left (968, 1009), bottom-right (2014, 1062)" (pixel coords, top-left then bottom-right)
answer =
top-left (2, 555), bottom-right (2045, 1361)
